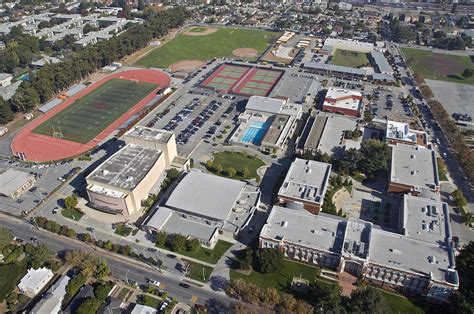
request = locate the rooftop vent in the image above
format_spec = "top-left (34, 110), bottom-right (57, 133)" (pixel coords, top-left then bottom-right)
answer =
top-left (102, 170), bottom-right (109, 175)
top-left (281, 221), bottom-right (288, 228)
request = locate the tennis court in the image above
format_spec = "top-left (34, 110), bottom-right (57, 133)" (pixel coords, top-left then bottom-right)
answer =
top-left (200, 64), bottom-right (283, 96)
top-left (200, 64), bottom-right (251, 93)
top-left (32, 79), bottom-right (157, 144)
top-left (232, 68), bottom-right (283, 96)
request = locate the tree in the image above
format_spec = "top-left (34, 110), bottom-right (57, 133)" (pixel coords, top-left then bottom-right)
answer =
top-left (168, 234), bottom-right (186, 252)
top-left (25, 243), bottom-right (52, 269)
top-left (462, 68), bottom-right (473, 79)
top-left (358, 140), bottom-right (390, 178)
top-left (452, 189), bottom-right (468, 207)
top-left (64, 194), bottom-right (78, 210)
top-left (456, 242), bottom-right (474, 296)
top-left (346, 287), bottom-right (388, 314)
top-left (255, 248), bottom-right (283, 274)
top-left (227, 167), bottom-right (237, 177)
top-left (76, 297), bottom-right (102, 314)
top-left (0, 98), bottom-right (13, 125)
top-left (363, 110), bottom-right (373, 123)
top-left (185, 238), bottom-right (200, 252)
top-left (239, 249), bottom-right (253, 270)
top-left (103, 240), bottom-right (113, 251)
top-left (0, 227), bottom-right (13, 249)
top-left (66, 227), bottom-right (77, 238)
top-left (94, 282), bottom-right (113, 301)
top-left (312, 282), bottom-right (342, 313)
top-left (137, 0), bottom-right (145, 10)
top-left (242, 167), bottom-right (251, 178)
top-left (216, 164), bottom-right (223, 174)
top-left (206, 160), bottom-right (214, 170)
top-left (64, 250), bottom-right (109, 279)
top-left (155, 232), bottom-right (167, 247)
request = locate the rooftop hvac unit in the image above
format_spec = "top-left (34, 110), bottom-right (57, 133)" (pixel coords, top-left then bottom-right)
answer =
top-left (281, 221), bottom-right (288, 228)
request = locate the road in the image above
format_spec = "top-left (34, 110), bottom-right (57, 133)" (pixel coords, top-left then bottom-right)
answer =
top-left (0, 214), bottom-right (232, 307)
top-left (392, 43), bottom-right (473, 245)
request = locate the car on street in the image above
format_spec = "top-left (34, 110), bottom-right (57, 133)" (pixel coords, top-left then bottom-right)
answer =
top-left (179, 282), bottom-right (190, 288)
top-left (148, 279), bottom-right (161, 287)
top-left (52, 207), bottom-right (59, 214)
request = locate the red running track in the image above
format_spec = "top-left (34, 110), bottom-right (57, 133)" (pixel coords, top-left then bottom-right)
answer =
top-left (11, 69), bottom-right (171, 162)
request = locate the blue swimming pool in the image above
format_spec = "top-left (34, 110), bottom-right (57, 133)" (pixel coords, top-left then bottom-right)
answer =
top-left (240, 121), bottom-right (270, 144)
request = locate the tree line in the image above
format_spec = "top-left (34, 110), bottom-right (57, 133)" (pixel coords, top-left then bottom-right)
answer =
top-left (0, 7), bottom-right (190, 124)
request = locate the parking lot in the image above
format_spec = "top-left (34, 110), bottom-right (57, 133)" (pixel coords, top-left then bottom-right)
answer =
top-left (368, 87), bottom-right (413, 121)
top-left (0, 159), bottom-right (80, 216)
top-left (142, 91), bottom-right (240, 156)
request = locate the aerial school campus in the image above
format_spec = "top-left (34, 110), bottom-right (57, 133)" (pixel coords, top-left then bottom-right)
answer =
top-left (0, 5), bottom-right (473, 313)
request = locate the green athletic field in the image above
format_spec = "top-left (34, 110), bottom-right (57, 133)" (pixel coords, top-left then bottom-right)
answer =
top-left (33, 79), bottom-right (157, 144)
top-left (331, 49), bottom-right (369, 68)
top-left (136, 27), bottom-right (280, 68)
top-left (402, 47), bottom-right (474, 85)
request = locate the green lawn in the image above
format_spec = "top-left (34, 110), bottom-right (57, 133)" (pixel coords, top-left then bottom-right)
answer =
top-left (33, 79), bottom-right (157, 143)
top-left (331, 49), bottom-right (369, 68)
top-left (136, 27), bottom-right (280, 68)
top-left (184, 260), bottom-right (214, 283)
top-left (156, 240), bottom-right (233, 264)
top-left (402, 47), bottom-right (474, 84)
top-left (210, 151), bottom-right (265, 180)
top-left (61, 207), bottom-right (84, 221)
top-left (137, 294), bottom-right (161, 308)
top-left (230, 259), bottom-right (320, 292)
top-left (117, 288), bottom-right (131, 301)
top-left (114, 224), bottom-right (133, 237)
top-left (377, 288), bottom-right (424, 314)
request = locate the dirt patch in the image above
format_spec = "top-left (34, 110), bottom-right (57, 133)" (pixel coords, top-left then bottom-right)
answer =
top-left (232, 48), bottom-right (259, 58)
top-left (169, 60), bottom-right (205, 73)
top-left (183, 27), bottom-right (218, 36)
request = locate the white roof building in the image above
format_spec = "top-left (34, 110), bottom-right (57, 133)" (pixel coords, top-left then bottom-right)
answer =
top-left (0, 168), bottom-right (36, 199)
top-left (31, 275), bottom-right (70, 314)
top-left (322, 87), bottom-right (363, 117)
top-left (18, 268), bottom-right (54, 298)
top-left (277, 158), bottom-right (331, 214)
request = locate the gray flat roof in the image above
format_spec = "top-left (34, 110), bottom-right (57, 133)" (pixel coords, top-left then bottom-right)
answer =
top-left (370, 229), bottom-right (456, 283)
top-left (160, 212), bottom-right (217, 242)
top-left (278, 158), bottom-right (331, 204)
top-left (0, 168), bottom-right (35, 197)
top-left (261, 114), bottom-right (290, 146)
top-left (372, 73), bottom-right (395, 82)
top-left (87, 144), bottom-right (162, 191)
top-left (304, 62), bottom-right (367, 76)
top-left (401, 194), bottom-right (451, 244)
top-left (261, 206), bottom-right (345, 254)
top-left (390, 144), bottom-right (439, 190)
top-left (124, 126), bottom-right (173, 144)
top-left (370, 51), bottom-right (393, 73)
top-left (166, 171), bottom-right (246, 221)
top-left (342, 219), bottom-right (372, 260)
top-left (246, 96), bottom-right (285, 114)
top-left (304, 114), bottom-right (358, 157)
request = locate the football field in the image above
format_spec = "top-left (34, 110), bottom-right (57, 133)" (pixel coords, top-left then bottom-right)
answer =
top-left (32, 79), bottom-right (157, 144)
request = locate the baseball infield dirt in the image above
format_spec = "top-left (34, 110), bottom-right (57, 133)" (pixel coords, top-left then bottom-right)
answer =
top-left (169, 60), bottom-right (205, 72)
top-left (232, 48), bottom-right (259, 58)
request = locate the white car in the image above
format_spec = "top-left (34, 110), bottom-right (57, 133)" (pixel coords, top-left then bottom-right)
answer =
top-left (148, 279), bottom-right (160, 287)
top-left (448, 195), bottom-right (455, 202)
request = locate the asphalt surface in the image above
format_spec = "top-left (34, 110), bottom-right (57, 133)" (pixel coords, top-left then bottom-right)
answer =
top-left (0, 214), bottom-right (232, 307)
